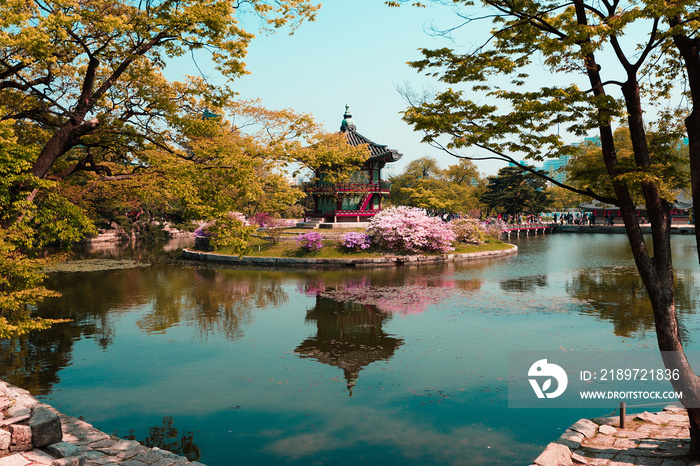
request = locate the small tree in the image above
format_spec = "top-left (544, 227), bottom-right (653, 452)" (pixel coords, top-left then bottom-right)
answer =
top-left (265, 218), bottom-right (293, 245)
top-left (480, 167), bottom-right (550, 218)
top-left (207, 213), bottom-right (255, 255)
top-left (450, 217), bottom-right (488, 245)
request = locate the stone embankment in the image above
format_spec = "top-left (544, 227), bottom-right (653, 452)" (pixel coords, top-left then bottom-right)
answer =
top-left (182, 244), bottom-right (517, 267)
top-left (532, 405), bottom-right (695, 465)
top-left (0, 380), bottom-right (201, 466)
top-left (556, 224), bottom-right (695, 235)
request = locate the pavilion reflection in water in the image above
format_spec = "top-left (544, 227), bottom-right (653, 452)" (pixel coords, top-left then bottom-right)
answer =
top-left (294, 297), bottom-right (403, 396)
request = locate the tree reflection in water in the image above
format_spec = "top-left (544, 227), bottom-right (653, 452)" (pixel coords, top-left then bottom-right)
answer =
top-left (124, 416), bottom-right (201, 462)
top-left (566, 266), bottom-right (698, 341)
top-left (499, 275), bottom-right (547, 293)
top-left (135, 267), bottom-right (288, 340)
top-left (0, 266), bottom-right (290, 395)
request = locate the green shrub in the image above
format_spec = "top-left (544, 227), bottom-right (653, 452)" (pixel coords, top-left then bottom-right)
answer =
top-left (449, 217), bottom-right (488, 245)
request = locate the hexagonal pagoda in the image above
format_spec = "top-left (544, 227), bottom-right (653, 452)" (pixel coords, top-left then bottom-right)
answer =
top-left (303, 105), bottom-right (403, 227)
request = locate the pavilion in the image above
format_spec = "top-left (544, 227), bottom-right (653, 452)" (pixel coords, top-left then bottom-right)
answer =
top-left (302, 105), bottom-right (402, 228)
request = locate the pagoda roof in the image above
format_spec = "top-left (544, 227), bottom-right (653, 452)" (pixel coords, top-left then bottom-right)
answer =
top-left (340, 105), bottom-right (402, 164)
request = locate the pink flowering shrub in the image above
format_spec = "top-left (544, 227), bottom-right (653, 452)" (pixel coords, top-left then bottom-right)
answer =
top-left (482, 218), bottom-right (509, 238)
top-left (296, 232), bottom-right (324, 252)
top-left (251, 212), bottom-right (273, 228)
top-left (342, 232), bottom-right (371, 250)
top-left (367, 206), bottom-right (455, 254)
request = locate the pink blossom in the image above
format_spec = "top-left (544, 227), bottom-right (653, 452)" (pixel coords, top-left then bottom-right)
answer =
top-left (367, 206), bottom-right (455, 254)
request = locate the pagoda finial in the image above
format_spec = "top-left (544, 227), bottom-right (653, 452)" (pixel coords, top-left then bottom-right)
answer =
top-left (340, 104), bottom-right (356, 131)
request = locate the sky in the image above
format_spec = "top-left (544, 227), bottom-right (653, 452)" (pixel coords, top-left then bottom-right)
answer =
top-left (179, 0), bottom-right (508, 177)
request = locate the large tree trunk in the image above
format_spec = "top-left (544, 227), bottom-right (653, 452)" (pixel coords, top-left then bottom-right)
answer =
top-left (572, 2), bottom-right (700, 454)
top-left (29, 119), bottom-right (99, 180)
top-left (670, 22), bottom-right (700, 261)
top-left (669, 18), bottom-right (700, 454)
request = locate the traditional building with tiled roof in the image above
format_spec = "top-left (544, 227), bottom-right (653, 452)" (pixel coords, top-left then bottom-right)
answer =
top-left (303, 105), bottom-right (402, 227)
top-left (579, 189), bottom-right (693, 223)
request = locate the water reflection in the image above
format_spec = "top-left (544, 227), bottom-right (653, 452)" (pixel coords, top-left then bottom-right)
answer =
top-left (295, 297), bottom-right (403, 395)
top-left (124, 416), bottom-right (201, 462)
top-left (0, 266), bottom-right (290, 395)
top-left (297, 268), bottom-right (481, 315)
top-left (566, 266), bottom-right (698, 340)
top-left (0, 333), bottom-right (75, 396)
top-left (73, 236), bottom-right (195, 260)
top-left (137, 268), bottom-right (288, 340)
top-left (6, 235), bottom-right (700, 466)
top-left (499, 275), bottom-right (547, 293)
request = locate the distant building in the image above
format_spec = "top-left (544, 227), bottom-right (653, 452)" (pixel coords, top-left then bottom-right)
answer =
top-left (542, 155), bottom-right (572, 184)
top-left (579, 190), bottom-right (692, 223)
top-left (304, 105), bottom-right (403, 223)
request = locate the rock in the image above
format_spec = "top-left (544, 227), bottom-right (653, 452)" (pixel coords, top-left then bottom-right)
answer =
top-left (568, 418), bottom-right (598, 438)
top-left (20, 449), bottom-right (58, 465)
top-left (44, 441), bottom-right (83, 458)
top-left (533, 442), bottom-right (572, 466)
top-left (5, 405), bottom-right (30, 419)
top-left (50, 458), bottom-right (85, 466)
top-left (663, 404), bottom-right (685, 412)
top-left (636, 411), bottom-right (665, 425)
top-left (0, 429), bottom-right (10, 450)
top-left (9, 443), bottom-right (32, 452)
top-left (560, 429), bottom-right (584, 443)
top-left (10, 424), bottom-right (31, 446)
top-left (29, 406), bottom-right (62, 447)
top-left (599, 424), bottom-right (617, 435)
top-left (0, 453), bottom-right (32, 466)
top-left (0, 415), bottom-right (30, 427)
top-left (592, 416), bottom-right (618, 426)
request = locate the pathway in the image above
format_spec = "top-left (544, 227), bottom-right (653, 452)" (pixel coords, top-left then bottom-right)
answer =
top-left (533, 405), bottom-right (698, 465)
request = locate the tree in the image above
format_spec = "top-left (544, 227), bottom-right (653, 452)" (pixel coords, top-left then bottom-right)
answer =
top-left (394, 0), bottom-right (700, 453)
top-left (480, 166), bottom-right (550, 217)
top-left (389, 156), bottom-right (484, 213)
top-left (0, 115), bottom-right (86, 336)
top-left (0, 0), bottom-right (320, 183)
top-left (61, 99), bottom-right (367, 231)
top-left (546, 186), bottom-right (587, 212)
top-left (566, 125), bottom-right (689, 204)
top-left (0, 0), bottom-right (340, 336)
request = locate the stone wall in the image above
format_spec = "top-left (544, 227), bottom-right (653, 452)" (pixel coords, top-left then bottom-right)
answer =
top-left (0, 380), bottom-right (202, 466)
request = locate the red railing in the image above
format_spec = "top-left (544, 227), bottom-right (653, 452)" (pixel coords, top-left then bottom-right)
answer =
top-left (328, 209), bottom-right (380, 217)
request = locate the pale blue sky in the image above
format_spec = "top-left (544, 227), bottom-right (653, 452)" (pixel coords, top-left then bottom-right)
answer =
top-left (188, 1), bottom-right (508, 177)
top-left (167, 2), bottom-right (671, 179)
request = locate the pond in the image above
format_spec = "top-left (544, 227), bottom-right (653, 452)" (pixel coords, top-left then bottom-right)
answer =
top-left (2, 233), bottom-right (700, 465)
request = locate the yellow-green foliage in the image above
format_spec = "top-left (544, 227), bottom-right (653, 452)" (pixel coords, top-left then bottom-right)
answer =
top-left (449, 217), bottom-right (488, 245)
top-left (207, 213), bottom-right (257, 256)
top-left (0, 232), bottom-right (69, 338)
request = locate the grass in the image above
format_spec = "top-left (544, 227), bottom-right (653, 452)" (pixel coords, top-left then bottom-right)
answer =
top-left (214, 236), bottom-right (512, 259)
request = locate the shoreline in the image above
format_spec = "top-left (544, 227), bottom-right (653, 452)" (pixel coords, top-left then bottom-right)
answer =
top-left (181, 244), bottom-right (518, 267)
top-left (533, 405), bottom-right (692, 465)
top-left (0, 379), bottom-right (201, 466)
top-left (555, 223), bottom-right (695, 235)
